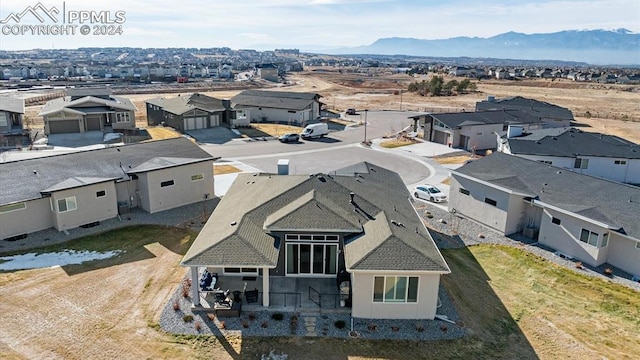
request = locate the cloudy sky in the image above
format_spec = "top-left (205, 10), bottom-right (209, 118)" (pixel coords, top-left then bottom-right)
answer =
top-left (0, 0), bottom-right (638, 51)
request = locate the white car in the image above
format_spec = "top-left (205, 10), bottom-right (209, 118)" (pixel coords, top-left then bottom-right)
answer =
top-left (414, 185), bottom-right (448, 203)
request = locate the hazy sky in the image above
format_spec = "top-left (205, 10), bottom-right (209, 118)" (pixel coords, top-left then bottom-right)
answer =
top-left (0, 0), bottom-right (638, 50)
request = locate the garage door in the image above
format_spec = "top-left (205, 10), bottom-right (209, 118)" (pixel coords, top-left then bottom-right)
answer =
top-left (86, 115), bottom-right (102, 131)
top-left (49, 120), bottom-right (80, 134)
top-left (184, 117), bottom-right (207, 130)
top-left (211, 114), bottom-right (220, 127)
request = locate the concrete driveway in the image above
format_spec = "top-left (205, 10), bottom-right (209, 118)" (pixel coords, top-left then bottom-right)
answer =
top-left (186, 127), bottom-right (242, 144)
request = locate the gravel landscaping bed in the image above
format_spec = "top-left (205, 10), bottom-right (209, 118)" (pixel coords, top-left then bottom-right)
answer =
top-left (159, 281), bottom-right (465, 341)
top-left (419, 203), bottom-right (640, 291)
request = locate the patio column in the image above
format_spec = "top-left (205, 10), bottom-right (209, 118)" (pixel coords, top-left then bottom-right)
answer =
top-left (262, 267), bottom-right (270, 307)
top-left (190, 266), bottom-right (200, 306)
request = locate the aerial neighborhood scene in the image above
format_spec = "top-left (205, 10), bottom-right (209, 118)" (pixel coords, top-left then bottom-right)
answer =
top-left (1, 1), bottom-right (639, 359)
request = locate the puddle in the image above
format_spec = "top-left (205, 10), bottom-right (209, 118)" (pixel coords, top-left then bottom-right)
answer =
top-left (0, 249), bottom-right (123, 271)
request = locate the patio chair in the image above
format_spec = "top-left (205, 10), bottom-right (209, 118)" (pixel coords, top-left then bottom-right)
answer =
top-left (244, 289), bottom-right (259, 304)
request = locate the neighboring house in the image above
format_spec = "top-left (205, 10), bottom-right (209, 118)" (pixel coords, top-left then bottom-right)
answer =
top-left (181, 162), bottom-right (451, 320)
top-left (256, 63), bottom-right (279, 82)
top-left (0, 97), bottom-right (25, 138)
top-left (498, 127), bottom-right (640, 185)
top-left (411, 110), bottom-right (544, 151)
top-left (0, 138), bottom-right (214, 241)
top-left (476, 96), bottom-right (573, 128)
top-left (449, 152), bottom-right (640, 278)
top-left (39, 88), bottom-right (136, 135)
top-left (145, 93), bottom-right (243, 131)
top-left (231, 90), bottom-right (322, 125)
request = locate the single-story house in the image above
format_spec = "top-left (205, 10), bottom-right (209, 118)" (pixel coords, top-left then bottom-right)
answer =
top-left (39, 88), bottom-right (136, 135)
top-left (497, 127), bottom-right (640, 185)
top-left (230, 90), bottom-right (322, 125)
top-left (181, 162), bottom-right (451, 319)
top-left (476, 96), bottom-right (573, 128)
top-left (449, 152), bottom-right (640, 277)
top-left (410, 109), bottom-right (545, 151)
top-left (146, 93), bottom-right (244, 131)
top-left (0, 97), bottom-right (25, 137)
top-left (0, 137), bottom-right (215, 241)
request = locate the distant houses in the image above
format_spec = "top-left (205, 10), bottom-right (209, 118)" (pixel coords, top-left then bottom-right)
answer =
top-left (0, 97), bottom-right (25, 147)
top-left (39, 88), bottom-right (136, 135)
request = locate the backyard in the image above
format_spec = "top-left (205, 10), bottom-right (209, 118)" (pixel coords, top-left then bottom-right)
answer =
top-left (0, 226), bottom-right (638, 359)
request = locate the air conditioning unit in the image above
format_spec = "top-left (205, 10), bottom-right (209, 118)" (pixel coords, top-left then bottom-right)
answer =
top-left (523, 226), bottom-right (537, 239)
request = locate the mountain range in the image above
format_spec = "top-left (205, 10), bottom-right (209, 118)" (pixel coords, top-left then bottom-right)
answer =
top-left (326, 29), bottom-right (640, 65)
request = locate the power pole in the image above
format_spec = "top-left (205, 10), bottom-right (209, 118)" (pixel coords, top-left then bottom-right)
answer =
top-left (363, 109), bottom-right (368, 144)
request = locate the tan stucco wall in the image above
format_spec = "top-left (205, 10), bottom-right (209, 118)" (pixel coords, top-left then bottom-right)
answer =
top-left (350, 272), bottom-right (441, 320)
top-left (50, 182), bottom-right (118, 231)
top-left (449, 176), bottom-right (513, 233)
top-left (142, 161), bottom-right (214, 214)
top-left (606, 234), bottom-right (640, 277)
top-left (0, 198), bottom-right (53, 239)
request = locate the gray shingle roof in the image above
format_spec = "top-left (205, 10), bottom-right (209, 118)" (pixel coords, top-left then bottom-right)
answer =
top-left (0, 97), bottom-right (25, 114)
top-left (0, 138), bottom-right (214, 205)
top-left (182, 162), bottom-right (450, 273)
top-left (506, 128), bottom-right (640, 159)
top-left (476, 96), bottom-right (574, 120)
top-left (230, 90), bottom-right (320, 111)
top-left (454, 152), bottom-right (640, 239)
top-left (431, 109), bottom-right (543, 129)
top-left (145, 93), bottom-right (229, 115)
top-left (39, 95), bottom-right (136, 116)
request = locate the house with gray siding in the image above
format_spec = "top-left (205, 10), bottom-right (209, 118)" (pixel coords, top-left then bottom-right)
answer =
top-left (0, 97), bottom-right (25, 137)
top-left (231, 90), bottom-right (322, 125)
top-left (498, 127), bottom-right (640, 185)
top-left (0, 138), bottom-right (214, 241)
top-left (449, 152), bottom-right (640, 278)
top-left (145, 93), bottom-right (241, 131)
top-left (476, 96), bottom-right (573, 128)
top-left (182, 162), bottom-right (450, 319)
top-left (39, 88), bottom-right (136, 135)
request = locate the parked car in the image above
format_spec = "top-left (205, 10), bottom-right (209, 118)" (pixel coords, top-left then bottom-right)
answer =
top-left (346, 108), bottom-right (357, 115)
top-left (279, 133), bottom-right (299, 143)
top-left (414, 185), bottom-right (448, 202)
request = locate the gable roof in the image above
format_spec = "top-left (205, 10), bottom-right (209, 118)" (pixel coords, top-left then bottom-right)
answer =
top-left (39, 95), bottom-right (136, 116)
top-left (145, 93), bottom-right (230, 115)
top-left (0, 138), bottom-right (214, 205)
top-left (0, 97), bottom-right (25, 114)
top-left (429, 109), bottom-right (543, 129)
top-left (506, 128), bottom-right (640, 159)
top-left (453, 152), bottom-right (640, 239)
top-left (182, 162), bottom-right (450, 273)
top-left (476, 96), bottom-right (574, 120)
top-left (230, 90), bottom-right (320, 111)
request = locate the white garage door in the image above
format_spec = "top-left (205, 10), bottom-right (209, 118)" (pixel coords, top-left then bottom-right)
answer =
top-left (184, 117), bottom-right (207, 130)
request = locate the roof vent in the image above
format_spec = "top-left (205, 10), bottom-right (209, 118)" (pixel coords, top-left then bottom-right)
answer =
top-left (33, 170), bottom-right (37, 175)
top-left (230, 221), bottom-right (237, 226)
top-left (557, 171), bottom-right (562, 174)
top-left (349, 192), bottom-right (355, 204)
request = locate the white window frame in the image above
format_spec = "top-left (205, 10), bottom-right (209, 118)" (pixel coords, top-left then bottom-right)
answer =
top-left (579, 228), bottom-right (599, 247)
top-left (0, 202), bottom-right (26, 214)
top-left (601, 233), bottom-right (609, 248)
top-left (0, 112), bottom-right (7, 127)
top-left (191, 173), bottom-right (204, 181)
top-left (57, 196), bottom-right (77, 213)
top-left (115, 112), bottom-right (130, 123)
top-left (373, 276), bottom-right (419, 303)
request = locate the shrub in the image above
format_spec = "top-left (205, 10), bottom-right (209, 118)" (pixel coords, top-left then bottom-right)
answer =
top-left (604, 268), bottom-right (614, 276)
top-left (391, 325), bottom-right (400, 332)
top-left (172, 300), bottom-right (180, 311)
top-left (575, 261), bottom-right (583, 269)
top-left (242, 320), bottom-right (249, 329)
top-left (218, 320), bottom-right (226, 329)
top-left (248, 312), bottom-right (256, 321)
top-left (334, 320), bottom-right (346, 329)
top-left (194, 321), bottom-right (202, 332)
top-left (440, 324), bottom-right (448, 333)
top-left (261, 321), bottom-right (269, 328)
top-left (415, 323), bottom-right (425, 332)
top-left (271, 312), bottom-right (284, 321)
top-left (207, 313), bottom-right (216, 321)
top-left (367, 324), bottom-right (378, 331)
top-left (182, 314), bottom-right (194, 323)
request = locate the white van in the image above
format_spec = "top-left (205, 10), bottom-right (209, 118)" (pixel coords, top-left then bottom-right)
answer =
top-left (300, 123), bottom-right (329, 139)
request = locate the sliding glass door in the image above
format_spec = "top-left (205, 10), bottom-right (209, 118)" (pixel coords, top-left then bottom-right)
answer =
top-left (286, 243), bottom-right (338, 276)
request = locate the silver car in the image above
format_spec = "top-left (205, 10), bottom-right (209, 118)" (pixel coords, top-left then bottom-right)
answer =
top-left (414, 185), bottom-right (448, 203)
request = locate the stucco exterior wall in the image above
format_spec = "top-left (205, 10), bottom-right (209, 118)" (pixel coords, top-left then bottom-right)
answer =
top-left (50, 182), bottom-right (118, 231)
top-left (606, 234), bottom-right (640, 277)
top-left (141, 161), bottom-right (214, 214)
top-left (245, 106), bottom-right (312, 125)
top-left (350, 272), bottom-right (441, 320)
top-left (459, 124), bottom-right (504, 150)
top-left (0, 198), bottom-right (53, 239)
top-left (449, 175), bottom-right (513, 233)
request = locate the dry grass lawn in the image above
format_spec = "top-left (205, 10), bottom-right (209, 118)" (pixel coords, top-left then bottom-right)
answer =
top-left (433, 154), bottom-right (478, 165)
top-left (379, 137), bottom-right (419, 148)
top-left (214, 164), bottom-right (241, 175)
top-left (146, 126), bottom-right (182, 140)
top-left (237, 123), bottom-right (304, 138)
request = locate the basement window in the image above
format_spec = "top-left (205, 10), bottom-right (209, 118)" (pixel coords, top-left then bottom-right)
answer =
top-left (614, 160), bottom-right (627, 165)
top-left (160, 180), bottom-right (175, 187)
top-left (96, 190), bottom-right (106, 198)
top-left (484, 198), bottom-right (497, 206)
top-left (459, 188), bottom-right (470, 196)
top-left (551, 217), bottom-right (561, 225)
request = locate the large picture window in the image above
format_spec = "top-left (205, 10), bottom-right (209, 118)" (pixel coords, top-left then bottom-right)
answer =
top-left (57, 196), bottom-right (77, 213)
top-left (116, 112), bottom-right (130, 123)
top-left (373, 276), bottom-right (418, 303)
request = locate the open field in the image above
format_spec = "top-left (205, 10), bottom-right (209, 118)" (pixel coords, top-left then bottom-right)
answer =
top-left (1, 227), bottom-right (637, 359)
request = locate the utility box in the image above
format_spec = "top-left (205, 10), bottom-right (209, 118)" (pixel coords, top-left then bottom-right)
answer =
top-left (277, 159), bottom-right (289, 175)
